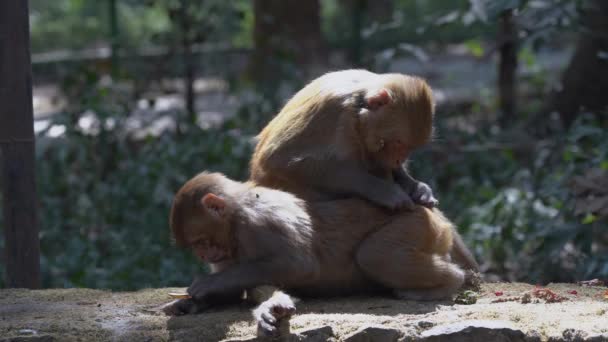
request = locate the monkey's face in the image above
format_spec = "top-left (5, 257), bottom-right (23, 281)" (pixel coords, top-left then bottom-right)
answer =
top-left (182, 193), bottom-right (233, 263)
top-left (363, 107), bottom-right (431, 170)
top-left (361, 75), bottom-right (434, 169)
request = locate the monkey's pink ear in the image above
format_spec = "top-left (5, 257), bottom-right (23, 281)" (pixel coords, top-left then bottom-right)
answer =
top-left (201, 193), bottom-right (226, 217)
top-left (366, 89), bottom-right (391, 110)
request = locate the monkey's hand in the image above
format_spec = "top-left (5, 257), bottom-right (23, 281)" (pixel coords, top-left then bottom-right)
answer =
top-left (161, 298), bottom-right (209, 316)
top-left (187, 275), bottom-right (215, 300)
top-left (409, 181), bottom-right (438, 208)
top-left (253, 291), bottom-right (296, 337)
top-left (367, 181), bottom-right (415, 210)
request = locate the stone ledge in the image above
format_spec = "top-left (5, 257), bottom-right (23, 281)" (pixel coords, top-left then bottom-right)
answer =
top-left (0, 283), bottom-right (606, 341)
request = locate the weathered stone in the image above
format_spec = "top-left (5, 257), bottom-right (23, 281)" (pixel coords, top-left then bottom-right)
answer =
top-left (225, 326), bottom-right (335, 342)
top-left (418, 320), bottom-right (528, 342)
top-left (553, 328), bottom-right (589, 342)
top-left (549, 330), bottom-right (608, 342)
top-left (1, 284), bottom-right (607, 341)
top-left (344, 326), bottom-right (402, 342)
top-left (417, 321), bottom-right (435, 329)
top-left (1, 336), bottom-right (55, 342)
top-left (298, 326), bottom-right (335, 342)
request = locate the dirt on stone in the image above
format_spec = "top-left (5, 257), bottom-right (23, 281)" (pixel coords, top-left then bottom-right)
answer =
top-left (0, 283), bottom-right (607, 341)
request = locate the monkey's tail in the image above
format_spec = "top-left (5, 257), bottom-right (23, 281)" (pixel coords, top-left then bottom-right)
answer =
top-left (425, 208), bottom-right (479, 272)
top-left (424, 208), bottom-right (454, 256)
top-left (450, 233), bottom-right (480, 272)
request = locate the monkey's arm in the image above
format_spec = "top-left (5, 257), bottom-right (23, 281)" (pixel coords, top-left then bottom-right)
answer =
top-left (393, 167), bottom-right (438, 208)
top-left (187, 256), bottom-right (315, 300)
top-left (272, 156), bottom-right (412, 210)
top-left (161, 289), bottom-right (243, 316)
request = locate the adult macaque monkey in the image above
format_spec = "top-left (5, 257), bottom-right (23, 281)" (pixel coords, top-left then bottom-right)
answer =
top-left (163, 172), bottom-right (466, 336)
top-left (250, 69), bottom-right (438, 210)
top-left (250, 69), bottom-right (478, 272)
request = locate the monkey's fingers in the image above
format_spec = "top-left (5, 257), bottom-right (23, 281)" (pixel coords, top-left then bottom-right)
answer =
top-left (161, 299), bottom-right (192, 316)
top-left (272, 305), bottom-right (296, 319)
top-left (187, 278), bottom-right (211, 300)
top-left (412, 183), bottom-right (438, 208)
top-left (261, 311), bottom-right (277, 325)
top-left (257, 319), bottom-right (278, 337)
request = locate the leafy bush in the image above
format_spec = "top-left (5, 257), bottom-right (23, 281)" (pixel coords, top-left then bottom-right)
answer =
top-left (411, 114), bottom-right (608, 283)
top-left (33, 116), bottom-right (254, 290)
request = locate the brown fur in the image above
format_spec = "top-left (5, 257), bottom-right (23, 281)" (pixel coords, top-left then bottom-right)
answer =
top-left (250, 69), bottom-right (435, 207)
top-left (248, 69), bottom-right (478, 271)
top-left (166, 172), bottom-right (465, 307)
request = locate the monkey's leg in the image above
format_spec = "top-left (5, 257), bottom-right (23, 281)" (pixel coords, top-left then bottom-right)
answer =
top-left (249, 286), bottom-right (297, 338)
top-left (355, 209), bottom-right (465, 300)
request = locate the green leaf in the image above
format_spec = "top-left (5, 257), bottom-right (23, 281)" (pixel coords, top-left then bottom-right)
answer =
top-left (582, 214), bottom-right (597, 225)
top-left (465, 39), bottom-right (484, 58)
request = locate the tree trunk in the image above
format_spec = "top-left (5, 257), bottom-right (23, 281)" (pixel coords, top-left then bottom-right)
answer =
top-left (350, 0), bottom-right (367, 67)
top-left (367, 0), bottom-right (393, 24)
top-left (178, 1), bottom-right (196, 124)
top-left (546, 0), bottom-right (608, 128)
top-left (0, 0), bottom-right (41, 288)
top-left (109, 0), bottom-right (119, 77)
top-left (250, 0), bottom-right (327, 82)
top-left (498, 9), bottom-right (518, 128)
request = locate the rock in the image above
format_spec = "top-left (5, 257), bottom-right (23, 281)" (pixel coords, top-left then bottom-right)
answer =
top-left (549, 329), bottom-right (608, 342)
top-left (418, 320), bottom-right (529, 342)
top-left (298, 326), bottom-right (335, 342)
top-left (1, 336), bottom-right (55, 342)
top-left (555, 329), bottom-right (589, 342)
top-left (225, 326), bottom-right (335, 342)
top-left (417, 321), bottom-right (435, 329)
top-left (343, 326), bottom-right (402, 342)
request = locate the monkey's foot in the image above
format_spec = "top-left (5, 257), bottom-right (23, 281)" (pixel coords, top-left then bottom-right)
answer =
top-left (253, 292), bottom-right (296, 337)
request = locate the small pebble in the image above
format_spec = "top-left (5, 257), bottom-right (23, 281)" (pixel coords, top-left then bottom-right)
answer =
top-left (18, 329), bottom-right (37, 335)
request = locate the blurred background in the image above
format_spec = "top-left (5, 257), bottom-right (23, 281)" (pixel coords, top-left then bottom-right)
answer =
top-left (1, 0), bottom-right (607, 289)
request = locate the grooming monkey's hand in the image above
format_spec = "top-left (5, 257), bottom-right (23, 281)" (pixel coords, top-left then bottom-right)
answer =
top-left (409, 181), bottom-right (438, 208)
top-left (367, 181), bottom-right (415, 210)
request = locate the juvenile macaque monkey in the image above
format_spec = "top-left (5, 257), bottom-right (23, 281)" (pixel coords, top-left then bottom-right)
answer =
top-left (250, 69), bottom-right (438, 210)
top-left (164, 172), bottom-right (466, 336)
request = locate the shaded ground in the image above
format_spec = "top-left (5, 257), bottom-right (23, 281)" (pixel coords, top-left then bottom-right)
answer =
top-left (1, 283), bottom-right (607, 341)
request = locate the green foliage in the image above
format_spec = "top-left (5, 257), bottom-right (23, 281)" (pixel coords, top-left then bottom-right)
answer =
top-left (23, 79), bottom-right (256, 289)
top-left (410, 115), bottom-right (608, 283)
top-left (29, 0), bottom-right (249, 53)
